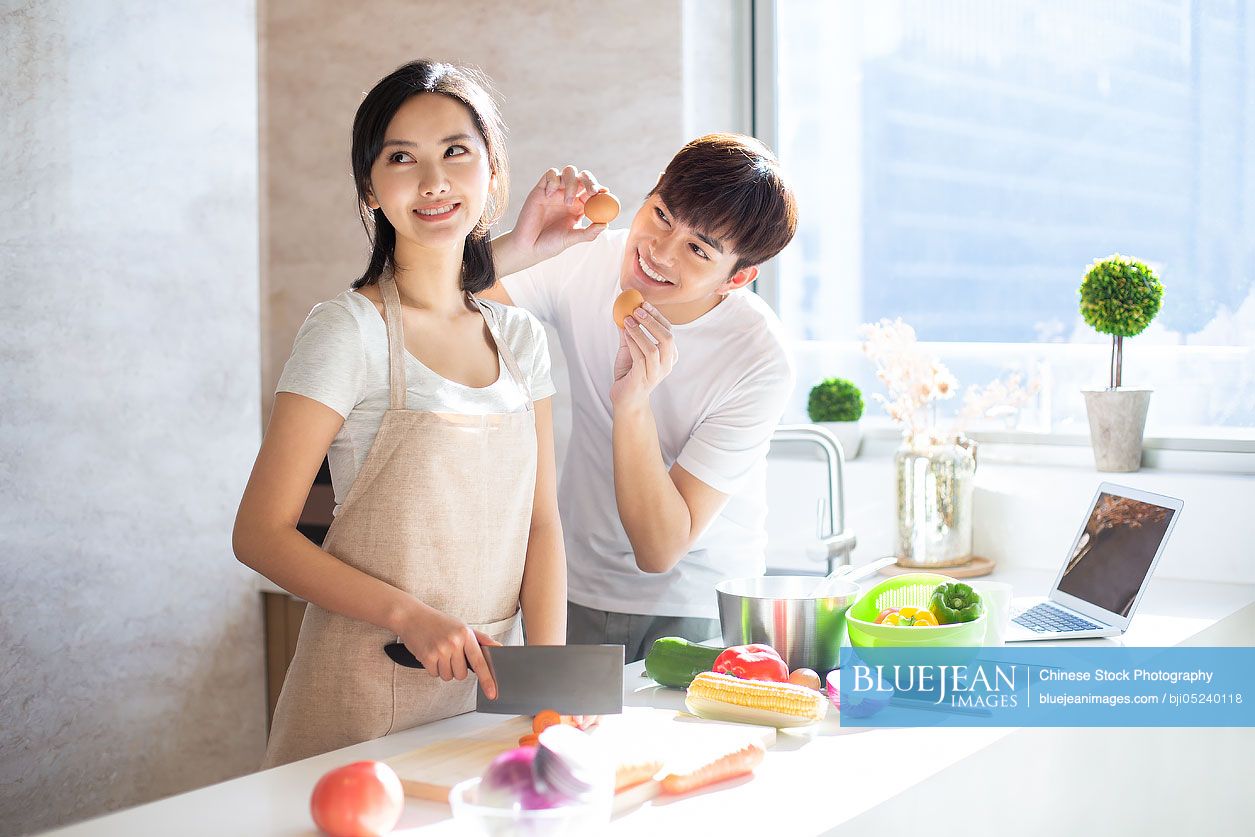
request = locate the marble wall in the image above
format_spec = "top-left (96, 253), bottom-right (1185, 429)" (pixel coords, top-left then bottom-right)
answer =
top-left (0, 2), bottom-right (264, 835)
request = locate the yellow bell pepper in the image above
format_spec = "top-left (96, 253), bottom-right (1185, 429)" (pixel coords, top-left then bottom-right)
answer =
top-left (880, 606), bottom-right (939, 627)
top-left (910, 610), bottom-right (939, 627)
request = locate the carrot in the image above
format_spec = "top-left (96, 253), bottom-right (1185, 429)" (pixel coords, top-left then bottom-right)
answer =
top-left (532, 709), bottom-right (562, 735)
top-left (518, 733), bottom-right (539, 747)
top-left (659, 741), bottom-right (765, 795)
top-left (615, 758), bottom-right (664, 792)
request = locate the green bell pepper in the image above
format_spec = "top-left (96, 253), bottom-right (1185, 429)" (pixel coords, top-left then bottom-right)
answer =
top-left (929, 582), bottom-right (985, 624)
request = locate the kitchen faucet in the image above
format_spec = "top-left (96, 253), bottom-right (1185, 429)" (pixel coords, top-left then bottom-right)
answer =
top-left (770, 424), bottom-right (858, 574)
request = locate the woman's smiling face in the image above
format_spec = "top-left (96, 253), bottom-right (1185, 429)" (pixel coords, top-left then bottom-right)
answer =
top-left (366, 93), bottom-right (493, 251)
top-left (618, 193), bottom-right (748, 309)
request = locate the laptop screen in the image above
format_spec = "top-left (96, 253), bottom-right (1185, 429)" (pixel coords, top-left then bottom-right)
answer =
top-left (1056, 491), bottom-right (1177, 618)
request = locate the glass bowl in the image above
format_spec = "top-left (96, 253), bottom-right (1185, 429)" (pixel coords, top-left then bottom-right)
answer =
top-left (448, 777), bottom-right (612, 836)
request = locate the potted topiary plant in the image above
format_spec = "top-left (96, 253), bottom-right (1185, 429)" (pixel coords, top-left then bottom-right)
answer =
top-left (1078, 253), bottom-right (1164, 472)
top-left (807, 377), bottom-right (865, 459)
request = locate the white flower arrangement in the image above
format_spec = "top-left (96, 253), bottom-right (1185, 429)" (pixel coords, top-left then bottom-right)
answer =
top-left (858, 318), bottom-right (1038, 452)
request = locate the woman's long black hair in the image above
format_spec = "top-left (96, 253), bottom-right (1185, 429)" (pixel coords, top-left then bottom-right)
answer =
top-left (350, 60), bottom-right (508, 293)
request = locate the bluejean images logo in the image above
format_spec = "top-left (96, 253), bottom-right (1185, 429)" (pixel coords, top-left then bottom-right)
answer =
top-left (836, 646), bottom-right (1255, 727)
top-left (851, 658), bottom-right (1020, 710)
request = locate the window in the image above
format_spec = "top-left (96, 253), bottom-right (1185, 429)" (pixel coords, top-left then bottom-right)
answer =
top-left (770, 0), bottom-right (1254, 442)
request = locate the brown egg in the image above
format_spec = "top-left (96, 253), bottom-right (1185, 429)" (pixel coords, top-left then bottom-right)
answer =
top-left (613, 289), bottom-right (644, 327)
top-left (583, 192), bottom-right (620, 225)
top-left (788, 668), bottom-right (822, 691)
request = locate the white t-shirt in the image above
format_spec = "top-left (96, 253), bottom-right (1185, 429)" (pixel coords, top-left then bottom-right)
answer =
top-left (503, 229), bottom-right (795, 618)
top-left (276, 289), bottom-right (556, 515)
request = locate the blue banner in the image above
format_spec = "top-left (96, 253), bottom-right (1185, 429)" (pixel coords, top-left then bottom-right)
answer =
top-left (834, 646), bottom-right (1255, 726)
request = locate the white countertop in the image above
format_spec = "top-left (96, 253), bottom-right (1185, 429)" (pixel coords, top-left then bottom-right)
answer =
top-left (44, 577), bottom-right (1255, 837)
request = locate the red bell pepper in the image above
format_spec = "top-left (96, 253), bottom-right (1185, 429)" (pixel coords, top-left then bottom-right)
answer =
top-left (711, 644), bottom-right (789, 682)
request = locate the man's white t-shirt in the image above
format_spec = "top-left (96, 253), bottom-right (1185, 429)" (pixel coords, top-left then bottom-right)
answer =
top-left (502, 229), bottom-right (795, 619)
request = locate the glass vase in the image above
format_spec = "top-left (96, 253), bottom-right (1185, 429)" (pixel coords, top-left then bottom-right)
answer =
top-left (894, 437), bottom-right (978, 567)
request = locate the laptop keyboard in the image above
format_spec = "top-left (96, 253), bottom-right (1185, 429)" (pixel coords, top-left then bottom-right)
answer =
top-left (1013, 603), bottom-right (1102, 633)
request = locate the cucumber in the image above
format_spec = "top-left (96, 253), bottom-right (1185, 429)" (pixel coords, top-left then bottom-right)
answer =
top-left (644, 636), bottom-right (725, 689)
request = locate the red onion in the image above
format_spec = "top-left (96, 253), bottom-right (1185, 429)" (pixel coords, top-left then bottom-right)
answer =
top-left (478, 746), bottom-right (567, 810)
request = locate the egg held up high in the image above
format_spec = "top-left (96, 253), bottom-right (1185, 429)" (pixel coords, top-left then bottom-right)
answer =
top-left (583, 192), bottom-right (620, 225)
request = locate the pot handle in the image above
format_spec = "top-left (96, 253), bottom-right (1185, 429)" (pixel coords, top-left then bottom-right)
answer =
top-left (811, 556), bottom-right (896, 597)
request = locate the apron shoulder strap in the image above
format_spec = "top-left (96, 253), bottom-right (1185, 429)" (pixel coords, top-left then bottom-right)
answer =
top-left (379, 276), bottom-right (407, 410)
top-left (474, 298), bottom-right (534, 408)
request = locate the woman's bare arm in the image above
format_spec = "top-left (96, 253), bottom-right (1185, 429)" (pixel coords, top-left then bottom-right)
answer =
top-left (232, 392), bottom-right (420, 630)
top-left (232, 392), bottom-right (499, 692)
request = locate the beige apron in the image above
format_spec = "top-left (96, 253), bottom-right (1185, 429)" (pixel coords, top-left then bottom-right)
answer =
top-left (263, 276), bottom-right (537, 768)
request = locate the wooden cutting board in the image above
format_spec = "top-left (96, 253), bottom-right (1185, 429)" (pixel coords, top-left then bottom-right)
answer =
top-left (387, 705), bottom-right (777, 803)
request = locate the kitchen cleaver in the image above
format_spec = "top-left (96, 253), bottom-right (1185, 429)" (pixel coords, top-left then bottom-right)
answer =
top-left (383, 642), bottom-right (624, 715)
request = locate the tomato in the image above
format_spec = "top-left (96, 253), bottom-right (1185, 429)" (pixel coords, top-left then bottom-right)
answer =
top-left (310, 761), bottom-right (404, 837)
top-left (712, 644), bottom-right (790, 682)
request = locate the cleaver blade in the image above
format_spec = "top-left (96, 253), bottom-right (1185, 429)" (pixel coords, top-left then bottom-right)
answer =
top-left (476, 644), bottom-right (624, 715)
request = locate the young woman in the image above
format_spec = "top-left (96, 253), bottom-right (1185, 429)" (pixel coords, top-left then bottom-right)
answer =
top-left (233, 61), bottom-right (572, 768)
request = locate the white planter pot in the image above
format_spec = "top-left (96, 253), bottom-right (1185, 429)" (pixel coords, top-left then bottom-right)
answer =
top-left (1082, 388), bottom-right (1152, 472)
top-left (818, 421), bottom-right (862, 460)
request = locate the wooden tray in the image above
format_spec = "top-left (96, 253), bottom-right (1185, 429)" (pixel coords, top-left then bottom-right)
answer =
top-left (878, 555), bottom-right (995, 578)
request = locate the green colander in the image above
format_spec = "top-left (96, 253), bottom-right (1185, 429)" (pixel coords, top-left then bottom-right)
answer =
top-left (846, 572), bottom-right (987, 648)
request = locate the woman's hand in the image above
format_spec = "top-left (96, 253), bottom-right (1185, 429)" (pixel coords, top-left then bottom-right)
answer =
top-left (610, 302), bottom-right (677, 409)
top-left (509, 166), bottom-right (609, 264)
top-left (396, 603), bottom-right (502, 699)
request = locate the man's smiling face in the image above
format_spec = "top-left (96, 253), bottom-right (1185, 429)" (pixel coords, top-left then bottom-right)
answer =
top-left (618, 193), bottom-right (756, 317)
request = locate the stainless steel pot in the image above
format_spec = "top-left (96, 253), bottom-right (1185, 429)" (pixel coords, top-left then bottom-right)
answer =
top-left (714, 557), bottom-right (895, 675)
top-left (714, 576), bottom-right (859, 676)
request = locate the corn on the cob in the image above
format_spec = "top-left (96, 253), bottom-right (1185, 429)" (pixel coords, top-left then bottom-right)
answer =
top-left (685, 671), bottom-right (828, 728)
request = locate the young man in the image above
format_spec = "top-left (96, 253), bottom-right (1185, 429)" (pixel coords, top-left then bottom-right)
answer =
top-left (484, 134), bottom-right (797, 661)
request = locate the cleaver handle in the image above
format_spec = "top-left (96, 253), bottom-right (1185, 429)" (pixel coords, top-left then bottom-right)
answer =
top-left (384, 642), bottom-right (491, 674)
top-left (384, 641), bottom-right (425, 669)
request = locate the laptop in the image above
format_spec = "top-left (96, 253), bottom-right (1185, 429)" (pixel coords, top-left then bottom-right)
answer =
top-left (1004, 482), bottom-right (1183, 642)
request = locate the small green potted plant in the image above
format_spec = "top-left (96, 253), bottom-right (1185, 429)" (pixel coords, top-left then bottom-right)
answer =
top-left (1078, 254), bottom-right (1164, 472)
top-left (807, 377), bottom-right (865, 459)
